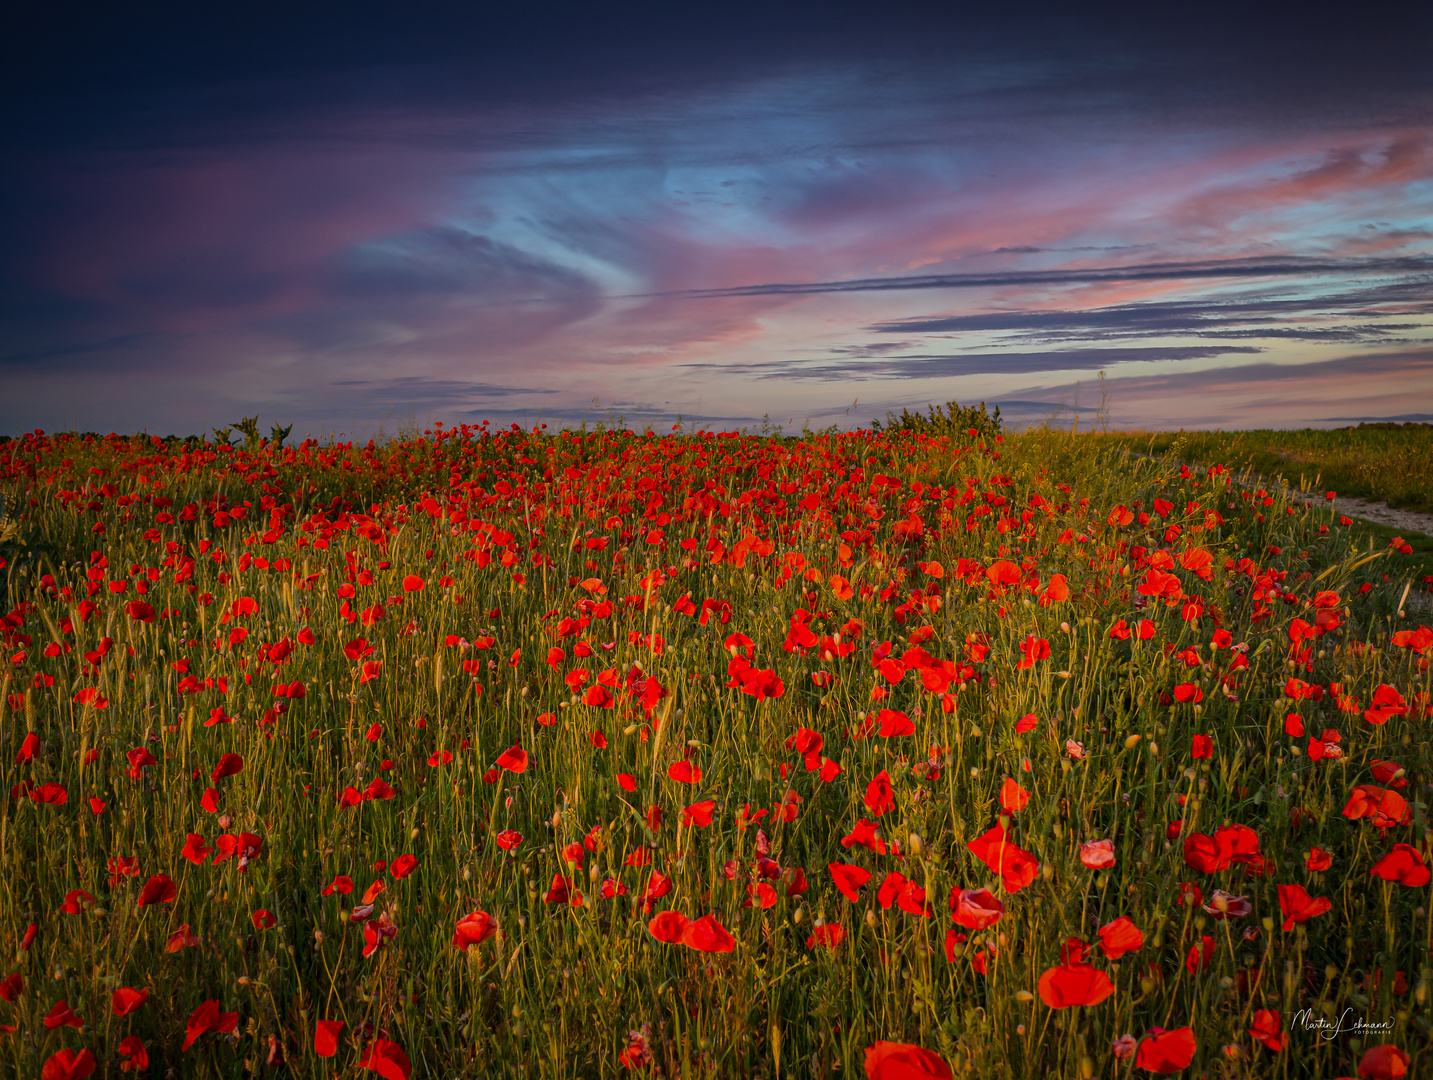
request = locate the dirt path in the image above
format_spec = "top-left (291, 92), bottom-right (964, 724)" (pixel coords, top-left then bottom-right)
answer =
top-left (1325, 495), bottom-right (1433, 538)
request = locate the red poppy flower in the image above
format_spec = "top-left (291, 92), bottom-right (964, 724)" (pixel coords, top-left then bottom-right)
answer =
top-left (1364, 683), bottom-right (1408, 725)
top-left (252, 909), bottom-right (277, 929)
top-left (842, 818), bottom-right (887, 855)
top-left (43, 999), bottom-right (83, 1029)
top-left (1369, 760), bottom-right (1407, 788)
top-left (402, 574), bottom-right (424, 592)
top-left (542, 873), bottom-right (577, 905)
top-left (62, 889), bottom-right (95, 914)
top-left (359, 660), bottom-right (382, 684)
top-left (876, 709), bottom-right (914, 737)
top-left (31, 783), bottom-right (68, 805)
top-left (358, 1038), bottom-right (412, 1080)
top-left (453, 911), bottom-right (498, 949)
top-left (182, 1000), bottom-right (239, 1051)
top-left (211, 753), bottom-right (243, 782)
top-left (1037, 963), bottom-right (1116, 1008)
top-left (1173, 683), bottom-right (1202, 704)
top-left (112, 987), bottom-right (148, 1015)
top-left (0, 974), bottom-right (21, 1002)
top-left (864, 771), bottom-right (895, 816)
top-left (806, 923), bottom-right (847, 949)
top-left (1342, 786), bottom-right (1411, 828)
top-left (1369, 844), bottom-right (1430, 887)
top-left (40, 1049), bottom-right (96, 1080)
top-left (966, 825), bottom-right (1041, 893)
top-left (639, 872), bottom-right (674, 908)
top-left (1190, 735), bottom-right (1212, 759)
top-left (137, 874), bottom-right (177, 907)
top-left (1277, 883), bottom-right (1332, 931)
top-left (1015, 713), bottom-right (1039, 733)
top-left (681, 800), bottom-right (716, 827)
top-left (118, 1036), bottom-right (147, 1073)
top-left (1284, 713), bottom-right (1305, 737)
top-left (1248, 1009), bottom-right (1286, 1052)
top-left (1017, 635), bottom-right (1050, 670)
top-left (1184, 934), bottom-right (1216, 973)
top-left (829, 862), bottom-right (872, 902)
top-left (648, 911), bottom-right (690, 943)
top-left (746, 881), bottom-right (779, 908)
top-left (362, 879), bottom-right (388, 904)
top-left (162, 924), bottom-right (199, 952)
top-left (15, 732), bottom-right (39, 762)
top-left (323, 874), bottom-right (354, 896)
top-left (1136, 1027), bottom-right (1197, 1073)
top-left (1080, 840), bottom-right (1116, 869)
top-left (667, 760), bottom-right (701, 783)
top-left (949, 888), bottom-right (1004, 930)
top-left (342, 637), bottom-right (372, 661)
top-left (314, 1019), bottom-right (345, 1058)
top-left (998, 778), bottom-right (1029, 814)
top-left (387, 853), bottom-right (417, 879)
top-left (1356, 1043), bottom-right (1409, 1079)
top-left (877, 871), bottom-right (910, 910)
top-left (863, 1040), bottom-right (953, 1079)
top-left (680, 913), bottom-right (735, 953)
top-left (1098, 916), bottom-right (1144, 959)
top-left (1305, 847), bottom-right (1333, 872)
top-left (495, 744), bottom-right (528, 773)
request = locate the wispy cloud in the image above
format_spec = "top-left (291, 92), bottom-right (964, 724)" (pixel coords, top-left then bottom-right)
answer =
top-left (1, 16), bottom-right (1430, 435)
top-left (683, 345), bottom-right (1265, 382)
top-left (631, 254), bottom-right (1433, 302)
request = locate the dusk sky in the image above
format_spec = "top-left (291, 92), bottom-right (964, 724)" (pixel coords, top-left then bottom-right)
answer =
top-left (4, 1), bottom-right (1431, 437)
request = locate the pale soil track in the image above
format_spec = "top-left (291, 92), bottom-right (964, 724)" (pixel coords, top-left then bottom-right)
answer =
top-left (1326, 494), bottom-right (1433, 539)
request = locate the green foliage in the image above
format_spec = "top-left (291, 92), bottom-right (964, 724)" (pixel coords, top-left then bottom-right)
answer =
top-left (231, 415), bottom-right (263, 453)
top-left (0, 424), bottom-right (1428, 1079)
top-left (872, 400), bottom-right (1004, 442)
top-left (1090, 424), bottom-right (1433, 514)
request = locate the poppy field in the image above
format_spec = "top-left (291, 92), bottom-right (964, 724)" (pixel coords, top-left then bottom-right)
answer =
top-left (0, 420), bottom-right (1428, 1080)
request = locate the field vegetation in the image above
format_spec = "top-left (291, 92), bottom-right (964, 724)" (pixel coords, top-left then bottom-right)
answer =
top-left (0, 417), bottom-right (1428, 1079)
top-left (1087, 424), bottom-right (1433, 516)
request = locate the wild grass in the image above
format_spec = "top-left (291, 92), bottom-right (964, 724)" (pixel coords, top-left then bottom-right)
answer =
top-left (1086, 424), bottom-right (1433, 516)
top-left (0, 422), bottom-right (1428, 1079)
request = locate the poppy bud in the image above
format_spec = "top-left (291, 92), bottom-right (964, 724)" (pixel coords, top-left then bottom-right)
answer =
top-left (1124, 735), bottom-right (1141, 749)
top-left (865, 910), bottom-right (877, 928)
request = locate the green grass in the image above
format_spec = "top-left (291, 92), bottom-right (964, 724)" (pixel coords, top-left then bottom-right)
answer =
top-left (0, 423), bottom-right (1429, 1079)
top-left (1084, 424), bottom-right (1433, 515)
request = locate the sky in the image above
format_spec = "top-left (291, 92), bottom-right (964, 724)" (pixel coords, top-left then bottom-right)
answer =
top-left (3, 1), bottom-right (1431, 438)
